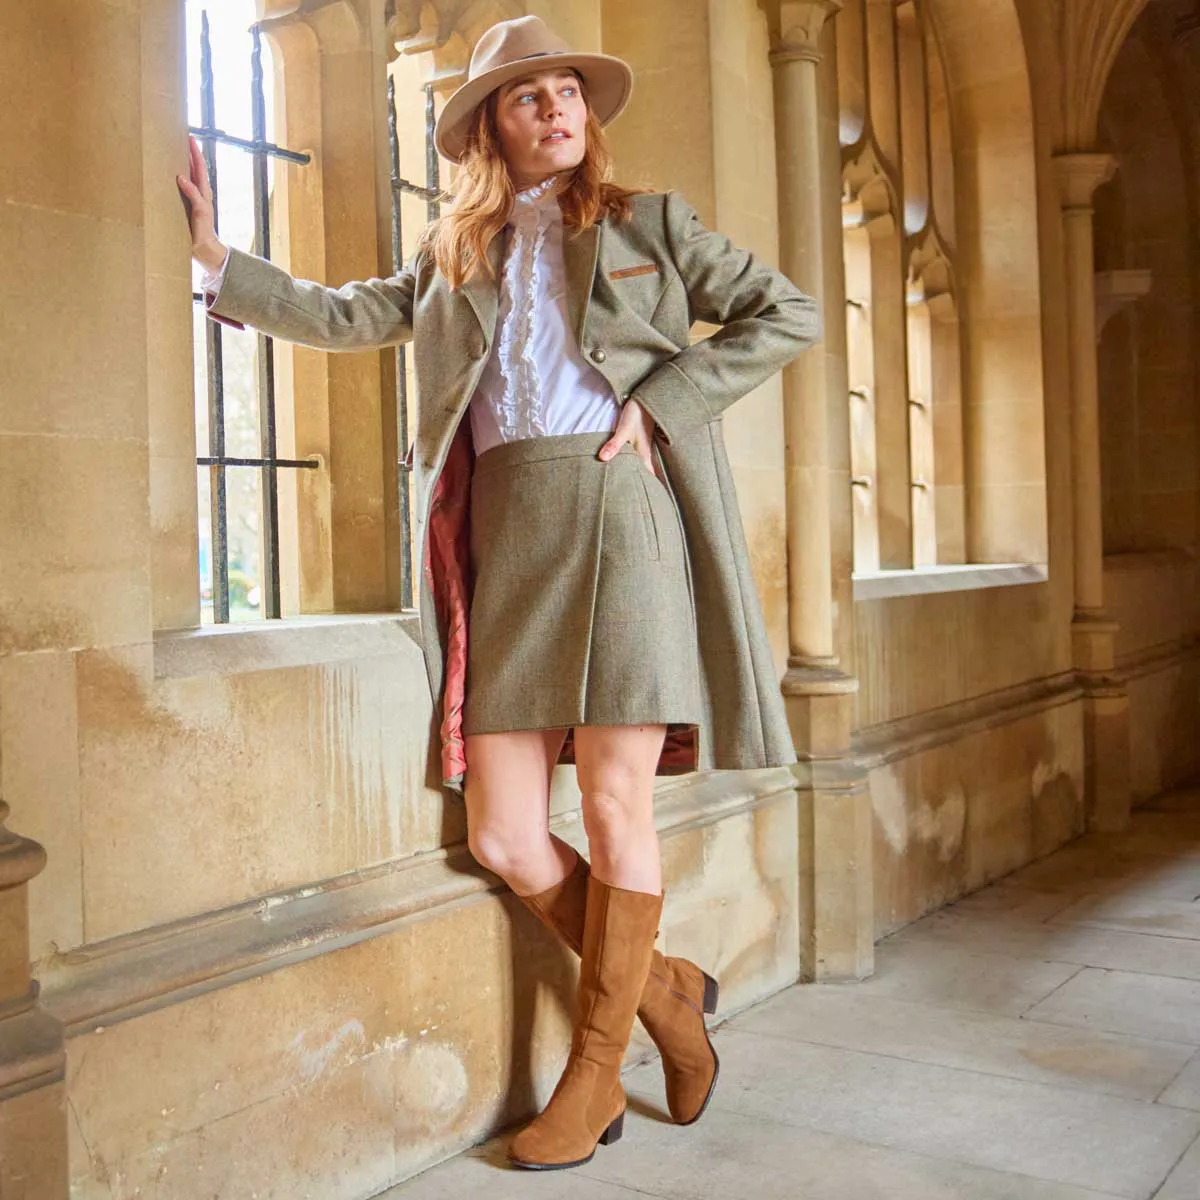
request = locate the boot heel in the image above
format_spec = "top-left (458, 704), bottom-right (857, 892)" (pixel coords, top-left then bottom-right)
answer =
top-left (599, 1111), bottom-right (624, 1146)
top-left (702, 971), bottom-right (719, 1014)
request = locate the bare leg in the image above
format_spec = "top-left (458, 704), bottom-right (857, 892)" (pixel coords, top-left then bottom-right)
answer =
top-left (573, 723), bottom-right (667, 895)
top-left (463, 728), bottom-right (578, 897)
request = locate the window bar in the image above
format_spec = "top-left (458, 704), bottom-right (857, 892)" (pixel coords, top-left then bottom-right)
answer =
top-left (185, 126), bottom-right (310, 164)
top-left (198, 455), bottom-right (319, 468)
top-left (424, 82), bottom-right (441, 223)
top-left (250, 24), bottom-right (282, 619)
top-left (388, 76), bottom-right (414, 610)
top-left (199, 11), bottom-right (230, 625)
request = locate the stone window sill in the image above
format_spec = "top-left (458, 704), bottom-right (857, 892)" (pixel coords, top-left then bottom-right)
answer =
top-left (153, 612), bottom-right (422, 679)
top-left (853, 562), bottom-right (1049, 601)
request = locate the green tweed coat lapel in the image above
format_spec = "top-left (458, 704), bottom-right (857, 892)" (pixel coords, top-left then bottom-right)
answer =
top-left (456, 232), bottom-right (504, 352)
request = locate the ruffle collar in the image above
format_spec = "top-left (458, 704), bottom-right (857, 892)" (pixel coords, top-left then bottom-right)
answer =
top-left (509, 174), bottom-right (564, 227)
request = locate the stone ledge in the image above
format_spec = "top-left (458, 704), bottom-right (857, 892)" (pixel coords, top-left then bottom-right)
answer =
top-left (855, 671), bottom-right (1082, 768)
top-left (1114, 636), bottom-right (1200, 683)
top-left (37, 768), bottom-right (796, 1037)
top-left (853, 562), bottom-right (1049, 601)
top-left (152, 612), bottom-right (423, 678)
top-left (0, 1007), bottom-right (64, 1102)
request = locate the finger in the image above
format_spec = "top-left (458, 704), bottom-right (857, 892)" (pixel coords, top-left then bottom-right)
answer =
top-left (598, 426), bottom-right (630, 461)
top-left (176, 175), bottom-right (202, 207)
top-left (191, 138), bottom-right (212, 198)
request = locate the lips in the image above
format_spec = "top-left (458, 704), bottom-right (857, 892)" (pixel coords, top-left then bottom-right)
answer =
top-left (541, 129), bottom-right (571, 143)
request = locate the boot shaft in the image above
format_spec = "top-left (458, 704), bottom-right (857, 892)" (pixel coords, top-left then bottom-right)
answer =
top-left (573, 875), bottom-right (663, 1064)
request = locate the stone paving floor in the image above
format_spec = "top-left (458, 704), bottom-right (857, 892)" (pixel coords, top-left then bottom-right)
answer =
top-left (381, 785), bottom-right (1200, 1200)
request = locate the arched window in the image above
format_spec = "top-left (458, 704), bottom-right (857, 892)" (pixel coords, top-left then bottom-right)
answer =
top-left (188, 0), bottom-right (288, 623)
top-left (187, 1), bottom-right (441, 622)
top-left (838, 0), bottom-right (970, 575)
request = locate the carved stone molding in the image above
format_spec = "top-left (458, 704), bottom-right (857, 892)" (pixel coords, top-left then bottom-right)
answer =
top-left (392, 1), bottom-right (522, 95)
top-left (39, 770), bottom-right (798, 1035)
top-left (843, 136), bottom-right (902, 224)
top-left (855, 671), bottom-right (1083, 769)
top-left (908, 224), bottom-right (956, 302)
top-left (1053, 151), bottom-right (1118, 210)
top-left (0, 802), bottom-right (47, 894)
top-left (1059, 0), bottom-right (1153, 150)
top-left (1094, 267), bottom-right (1152, 339)
top-left (759, 0), bottom-right (843, 65)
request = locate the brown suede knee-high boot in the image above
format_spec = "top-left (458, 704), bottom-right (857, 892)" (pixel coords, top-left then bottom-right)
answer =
top-left (509, 874), bottom-right (663, 1170)
top-left (514, 850), bottom-right (720, 1127)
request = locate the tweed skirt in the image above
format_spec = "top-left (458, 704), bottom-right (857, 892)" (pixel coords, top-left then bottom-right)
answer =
top-left (461, 431), bottom-right (703, 737)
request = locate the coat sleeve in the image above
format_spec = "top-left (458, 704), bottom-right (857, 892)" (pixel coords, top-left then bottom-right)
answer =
top-left (204, 245), bottom-right (419, 353)
top-left (630, 190), bottom-right (821, 444)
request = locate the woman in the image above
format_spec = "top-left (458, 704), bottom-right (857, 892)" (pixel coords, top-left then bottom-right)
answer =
top-left (178, 14), bottom-right (818, 1172)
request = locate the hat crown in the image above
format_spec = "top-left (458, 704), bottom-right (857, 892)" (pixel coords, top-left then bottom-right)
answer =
top-left (467, 16), bottom-right (570, 82)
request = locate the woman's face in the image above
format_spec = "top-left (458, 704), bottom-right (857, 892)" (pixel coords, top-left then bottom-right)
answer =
top-left (492, 68), bottom-right (588, 189)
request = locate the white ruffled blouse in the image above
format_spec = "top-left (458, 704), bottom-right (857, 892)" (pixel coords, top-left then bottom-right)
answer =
top-left (467, 175), bottom-right (620, 456)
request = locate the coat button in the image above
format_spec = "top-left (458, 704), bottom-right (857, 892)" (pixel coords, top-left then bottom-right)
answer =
top-left (621, 392), bottom-right (631, 402)
top-left (470, 338), bottom-right (486, 359)
top-left (591, 346), bottom-right (607, 363)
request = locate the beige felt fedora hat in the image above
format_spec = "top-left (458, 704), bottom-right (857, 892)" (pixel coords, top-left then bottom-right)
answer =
top-left (433, 15), bottom-right (633, 164)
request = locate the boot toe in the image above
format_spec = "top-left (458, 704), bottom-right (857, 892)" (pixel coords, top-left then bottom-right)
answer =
top-left (509, 1124), bottom-right (594, 1170)
top-left (508, 1106), bottom-right (624, 1170)
top-left (667, 1040), bottom-right (720, 1125)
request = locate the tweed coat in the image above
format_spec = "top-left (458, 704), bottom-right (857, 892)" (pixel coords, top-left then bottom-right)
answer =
top-left (206, 189), bottom-right (821, 792)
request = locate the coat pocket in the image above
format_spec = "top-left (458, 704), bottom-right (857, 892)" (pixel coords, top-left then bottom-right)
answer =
top-left (634, 465), bottom-right (663, 563)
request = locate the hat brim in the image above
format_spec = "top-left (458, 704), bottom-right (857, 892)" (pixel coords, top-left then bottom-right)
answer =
top-left (433, 51), bottom-right (634, 165)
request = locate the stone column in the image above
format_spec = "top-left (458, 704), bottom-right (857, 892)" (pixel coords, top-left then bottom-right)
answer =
top-left (1054, 152), bottom-right (1130, 832)
top-left (0, 803), bottom-right (67, 1197)
top-left (764, 0), bottom-right (872, 981)
top-left (145, 0), bottom-right (202, 631)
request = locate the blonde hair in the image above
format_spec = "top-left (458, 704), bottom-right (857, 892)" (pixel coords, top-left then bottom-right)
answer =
top-left (422, 78), bottom-right (648, 290)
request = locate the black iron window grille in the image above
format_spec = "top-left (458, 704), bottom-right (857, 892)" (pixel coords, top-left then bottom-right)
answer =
top-left (389, 78), bottom-right (443, 610)
top-left (189, 10), bottom-right (315, 623)
top-left (190, 7), bottom-right (443, 620)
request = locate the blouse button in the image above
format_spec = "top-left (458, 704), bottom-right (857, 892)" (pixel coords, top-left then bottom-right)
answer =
top-left (590, 346), bottom-right (607, 363)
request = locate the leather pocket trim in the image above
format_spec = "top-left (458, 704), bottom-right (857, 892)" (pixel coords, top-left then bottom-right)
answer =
top-left (608, 262), bottom-right (660, 280)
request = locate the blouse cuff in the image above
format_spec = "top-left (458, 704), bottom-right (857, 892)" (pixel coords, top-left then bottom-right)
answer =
top-left (199, 245), bottom-right (232, 298)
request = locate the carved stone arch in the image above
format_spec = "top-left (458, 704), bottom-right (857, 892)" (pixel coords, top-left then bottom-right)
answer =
top-left (1059, 0), bottom-right (1154, 151)
top-left (907, 224), bottom-right (955, 303)
top-left (259, 0), bottom-right (366, 52)
top-left (843, 137), bottom-right (901, 229)
top-left (921, 0), bottom-right (1047, 564)
top-left (394, 0), bottom-right (522, 90)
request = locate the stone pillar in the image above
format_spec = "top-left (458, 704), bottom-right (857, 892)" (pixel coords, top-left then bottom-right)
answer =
top-left (260, 0), bottom-right (402, 613)
top-left (0, 803), bottom-right (68, 1198)
top-left (145, 0), bottom-right (202, 631)
top-left (1054, 152), bottom-right (1130, 832)
top-left (764, 0), bottom-right (872, 981)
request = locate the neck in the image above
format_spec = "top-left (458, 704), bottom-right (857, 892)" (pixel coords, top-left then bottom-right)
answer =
top-left (511, 169), bottom-right (562, 195)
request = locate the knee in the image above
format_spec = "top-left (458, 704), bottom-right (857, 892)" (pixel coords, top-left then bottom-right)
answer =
top-left (466, 824), bottom-right (514, 878)
top-left (581, 787), bottom-right (650, 851)
top-left (467, 824), bottom-right (541, 883)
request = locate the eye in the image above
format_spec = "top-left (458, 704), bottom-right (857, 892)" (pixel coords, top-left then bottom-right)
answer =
top-left (561, 84), bottom-right (578, 97)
